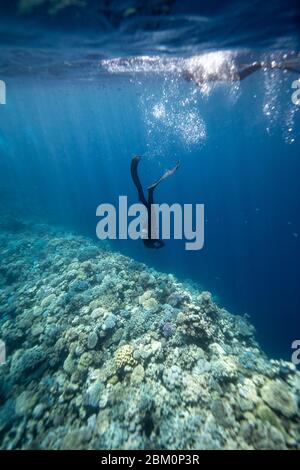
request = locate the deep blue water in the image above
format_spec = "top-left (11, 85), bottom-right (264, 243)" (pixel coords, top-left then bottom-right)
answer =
top-left (0, 63), bottom-right (299, 359)
top-left (0, 0), bottom-right (300, 57)
top-left (0, 1), bottom-right (300, 361)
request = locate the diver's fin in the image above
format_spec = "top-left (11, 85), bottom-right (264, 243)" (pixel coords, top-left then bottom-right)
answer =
top-left (131, 156), bottom-right (147, 206)
top-left (147, 161), bottom-right (180, 191)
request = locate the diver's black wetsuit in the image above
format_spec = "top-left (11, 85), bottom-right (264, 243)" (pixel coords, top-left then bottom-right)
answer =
top-left (130, 156), bottom-right (179, 249)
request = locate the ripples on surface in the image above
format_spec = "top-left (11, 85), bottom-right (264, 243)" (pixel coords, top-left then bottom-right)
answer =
top-left (0, 3), bottom-right (299, 149)
top-left (0, 0), bottom-right (300, 78)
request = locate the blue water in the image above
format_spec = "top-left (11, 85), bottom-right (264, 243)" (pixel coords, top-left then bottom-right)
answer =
top-left (0, 1), bottom-right (300, 362)
top-left (1, 0), bottom-right (300, 58)
top-left (1, 63), bottom-right (299, 359)
top-left (1, 1), bottom-right (300, 452)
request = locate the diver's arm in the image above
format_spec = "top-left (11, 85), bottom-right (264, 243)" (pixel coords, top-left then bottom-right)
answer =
top-left (276, 59), bottom-right (300, 74)
top-left (238, 59), bottom-right (300, 79)
top-left (236, 62), bottom-right (262, 80)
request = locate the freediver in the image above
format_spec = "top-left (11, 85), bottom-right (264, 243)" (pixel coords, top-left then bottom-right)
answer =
top-left (183, 58), bottom-right (300, 86)
top-left (130, 156), bottom-right (179, 249)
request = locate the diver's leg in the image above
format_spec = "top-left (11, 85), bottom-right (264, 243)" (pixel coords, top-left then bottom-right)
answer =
top-left (147, 187), bottom-right (155, 240)
top-left (130, 156), bottom-right (147, 206)
top-left (146, 162), bottom-right (180, 244)
top-left (147, 186), bottom-right (154, 206)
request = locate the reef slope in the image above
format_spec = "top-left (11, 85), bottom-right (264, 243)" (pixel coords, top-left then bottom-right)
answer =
top-left (0, 222), bottom-right (299, 449)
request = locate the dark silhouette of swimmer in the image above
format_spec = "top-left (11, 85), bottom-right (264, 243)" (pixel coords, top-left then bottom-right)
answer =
top-left (131, 156), bottom-right (179, 249)
top-left (183, 58), bottom-right (300, 86)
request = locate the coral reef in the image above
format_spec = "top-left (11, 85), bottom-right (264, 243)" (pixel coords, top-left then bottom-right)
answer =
top-left (0, 221), bottom-right (299, 450)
